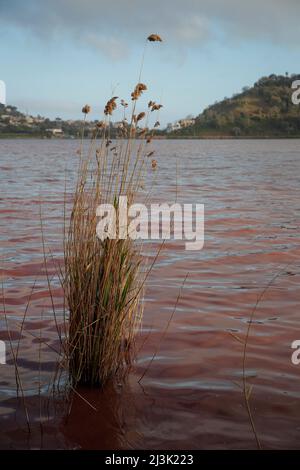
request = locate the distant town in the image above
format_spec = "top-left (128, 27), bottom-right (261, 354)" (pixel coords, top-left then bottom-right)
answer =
top-left (0, 103), bottom-right (195, 138)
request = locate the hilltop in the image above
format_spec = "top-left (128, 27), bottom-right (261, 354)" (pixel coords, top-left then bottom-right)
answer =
top-left (169, 74), bottom-right (300, 138)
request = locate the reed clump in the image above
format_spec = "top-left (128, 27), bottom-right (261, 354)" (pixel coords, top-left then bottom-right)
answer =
top-left (63, 35), bottom-right (163, 386)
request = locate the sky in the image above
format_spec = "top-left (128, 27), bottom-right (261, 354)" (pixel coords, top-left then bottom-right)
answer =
top-left (0, 0), bottom-right (300, 126)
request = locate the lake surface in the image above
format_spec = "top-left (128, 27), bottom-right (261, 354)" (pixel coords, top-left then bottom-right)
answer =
top-left (0, 138), bottom-right (300, 449)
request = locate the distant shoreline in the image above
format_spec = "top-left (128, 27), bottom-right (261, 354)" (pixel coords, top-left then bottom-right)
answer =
top-left (1, 134), bottom-right (300, 140)
top-left (163, 135), bottom-right (300, 140)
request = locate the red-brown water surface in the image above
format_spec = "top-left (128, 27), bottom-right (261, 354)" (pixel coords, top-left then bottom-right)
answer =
top-left (0, 138), bottom-right (300, 449)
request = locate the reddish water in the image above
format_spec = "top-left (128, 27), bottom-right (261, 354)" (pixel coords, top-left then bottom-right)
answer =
top-left (0, 139), bottom-right (300, 449)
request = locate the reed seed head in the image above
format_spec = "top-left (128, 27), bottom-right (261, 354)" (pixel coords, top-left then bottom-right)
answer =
top-left (131, 83), bottom-right (147, 101)
top-left (151, 103), bottom-right (163, 112)
top-left (147, 34), bottom-right (162, 42)
top-left (104, 97), bottom-right (118, 115)
top-left (137, 112), bottom-right (146, 122)
top-left (96, 120), bottom-right (107, 129)
top-left (82, 104), bottom-right (91, 114)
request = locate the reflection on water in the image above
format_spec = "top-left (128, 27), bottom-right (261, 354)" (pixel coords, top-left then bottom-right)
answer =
top-left (0, 139), bottom-right (300, 449)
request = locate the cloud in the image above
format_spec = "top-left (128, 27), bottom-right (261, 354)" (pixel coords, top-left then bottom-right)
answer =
top-left (84, 34), bottom-right (129, 61)
top-left (0, 0), bottom-right (299, 60)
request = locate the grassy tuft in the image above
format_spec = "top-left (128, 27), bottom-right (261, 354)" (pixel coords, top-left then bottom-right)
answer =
top-left (63, 36), bottom-right (163, 386)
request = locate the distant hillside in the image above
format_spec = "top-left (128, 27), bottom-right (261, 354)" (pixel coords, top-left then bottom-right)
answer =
top-left (171, 74), bottom-right (300, 138)
top-left (0, 104), bottom-right (123, 138)
top-left (0, 103), bottom-right (83, 138)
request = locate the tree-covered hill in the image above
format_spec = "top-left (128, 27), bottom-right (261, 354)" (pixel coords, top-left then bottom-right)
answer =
top-left (171, 74), bottom-right (300, 138)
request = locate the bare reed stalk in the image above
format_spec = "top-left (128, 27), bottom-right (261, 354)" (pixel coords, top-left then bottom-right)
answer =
top-left (1, 276), bottom-right (31, 431)
top-left (63, 35), bottom-right (163, 386)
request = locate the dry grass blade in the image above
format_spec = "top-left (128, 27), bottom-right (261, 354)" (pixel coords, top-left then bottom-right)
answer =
top-left (1, 276), bottom-right (31, 432)
top-left (242, 261), bottom-right (294, 450)
top-left (138, 273), bottom-right (189, 383)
